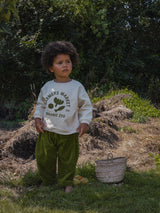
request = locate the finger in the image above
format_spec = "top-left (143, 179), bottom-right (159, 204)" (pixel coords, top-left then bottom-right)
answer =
top-left (37, 125), bottom-right (45, 133)
top-left (40, 125), bottom-right (45, 133)
top-left (76, 127), bottom-right (80, 134)
top-left (39, 129), bottom-right (44, 133)
top-left (78, 128), bottom-right (83, 137)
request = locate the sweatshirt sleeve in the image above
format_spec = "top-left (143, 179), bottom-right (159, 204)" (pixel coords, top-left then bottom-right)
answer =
top-left (34, 88), bottom-right (46, 119)
top-left (78, 85), bottom-right (92, 124)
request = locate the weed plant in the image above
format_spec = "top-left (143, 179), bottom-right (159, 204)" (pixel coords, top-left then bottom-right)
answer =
top-left (118, 126), bottom-right (137, 134)
top-left (149, 154), bottom-right (160, 168)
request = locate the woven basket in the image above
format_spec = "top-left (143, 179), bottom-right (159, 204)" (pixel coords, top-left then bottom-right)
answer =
top-left (95, 153), bottom-right (127, 183)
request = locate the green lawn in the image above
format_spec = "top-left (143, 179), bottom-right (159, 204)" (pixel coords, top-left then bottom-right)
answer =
top-left (0, 164), bottom-right (160, 213)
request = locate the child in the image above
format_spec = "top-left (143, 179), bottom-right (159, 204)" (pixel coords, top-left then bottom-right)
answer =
top-left (34, 41), bottom-right (92, 193)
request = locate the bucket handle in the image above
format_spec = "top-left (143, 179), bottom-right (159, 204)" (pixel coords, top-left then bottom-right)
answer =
top-left (107, 153), bottom-right (113, 161)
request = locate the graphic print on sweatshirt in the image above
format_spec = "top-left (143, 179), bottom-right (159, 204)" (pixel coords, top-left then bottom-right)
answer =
top-left (44, 91), bottom-right (71, 119)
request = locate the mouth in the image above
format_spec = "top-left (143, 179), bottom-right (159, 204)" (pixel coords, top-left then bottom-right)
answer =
top-left (63, 69), bottom-right (68, 72)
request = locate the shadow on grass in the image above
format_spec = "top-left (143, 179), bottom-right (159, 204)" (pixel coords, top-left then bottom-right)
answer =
top-left (19, 166), bottom-right (160, 212)
top-left (1, 165), bottom-right (160, 213)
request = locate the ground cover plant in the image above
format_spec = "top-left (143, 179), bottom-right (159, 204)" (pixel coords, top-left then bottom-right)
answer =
top-left (0, 164), bottom-right (160, 213)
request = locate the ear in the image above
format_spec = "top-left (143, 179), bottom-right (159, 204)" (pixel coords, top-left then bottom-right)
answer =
top-left (49, 66), bottom-right (54, 73)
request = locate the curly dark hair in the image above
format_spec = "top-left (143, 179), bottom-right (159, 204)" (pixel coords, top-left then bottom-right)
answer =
top-left (41, 41), bottom-right (79, 73)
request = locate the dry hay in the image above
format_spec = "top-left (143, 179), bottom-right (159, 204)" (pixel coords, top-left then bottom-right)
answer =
top-left (0, 95), bottom-right (160, 177)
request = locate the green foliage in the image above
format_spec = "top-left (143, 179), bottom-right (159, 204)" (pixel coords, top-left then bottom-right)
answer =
top-left (118, 126), bottom-right (137, 133)
top-left (154, 155), bottom-right (160, 168)
top-left (115, 89), bottom-right (160, 122)
top-left (0, 171), bottom-right (21, 187)
top-left (0, 0), bottom-right (160, 120)
top-left (148, 77), bottom-right (160, 104)
top-left (21, 170), bottom-right (42, 187)
top-left (76, 163), bottom-right (96, 182)
top-left (15, 99), bottom-right (33, 120)
top-left (0, 120), bottom-right (22, 129)
top-left (0, 0), bottom-right (19, 37)
top-left (149, 154), bottom-right (160, 168)
top-left (122, 90), bottom-right (160, 122)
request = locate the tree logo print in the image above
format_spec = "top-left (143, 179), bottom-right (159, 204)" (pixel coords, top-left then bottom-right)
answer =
top-left (48, 97), bottom-right (65, 112)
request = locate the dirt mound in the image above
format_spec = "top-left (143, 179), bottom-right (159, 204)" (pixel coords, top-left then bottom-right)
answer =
top-left (0, 95), bottom-right (160, 177)
top-left (93, 94), bottom-right (131, 115)
top-left (2, 120), bottom-right (37, 158)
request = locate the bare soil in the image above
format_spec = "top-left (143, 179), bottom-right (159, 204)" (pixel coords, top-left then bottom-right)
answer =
top-left (0, 94), bottom-right (160, 179)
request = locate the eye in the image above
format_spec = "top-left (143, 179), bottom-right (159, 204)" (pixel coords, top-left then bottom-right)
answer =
top-left (57, 61), bottom-right (63, 65)
top-left (66, 60), bottom-right (71, 64)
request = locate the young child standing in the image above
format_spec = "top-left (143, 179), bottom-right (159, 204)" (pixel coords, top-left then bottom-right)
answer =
top-left (34, 41), bottom-right (92, 193)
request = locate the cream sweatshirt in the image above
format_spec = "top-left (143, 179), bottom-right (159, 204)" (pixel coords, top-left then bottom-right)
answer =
top-left (34, 80), bottom-right (92, 135)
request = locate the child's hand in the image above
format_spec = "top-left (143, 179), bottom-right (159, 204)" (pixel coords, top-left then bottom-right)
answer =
top-left (76, 123), bottom-right (89, 137)
top-left (35, 118), bottom-right (46, 133)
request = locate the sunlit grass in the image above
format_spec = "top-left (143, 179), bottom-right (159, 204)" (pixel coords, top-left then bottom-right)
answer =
top-left (0, 164), bottom-right (160, 213)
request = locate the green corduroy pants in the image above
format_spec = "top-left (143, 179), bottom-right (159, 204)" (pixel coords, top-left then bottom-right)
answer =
top-left (35, 131), bottom-right (79, 187)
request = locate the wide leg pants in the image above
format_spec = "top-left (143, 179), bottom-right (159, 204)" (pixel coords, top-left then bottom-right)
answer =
top-left (35, 131), bottom-right (79, 186)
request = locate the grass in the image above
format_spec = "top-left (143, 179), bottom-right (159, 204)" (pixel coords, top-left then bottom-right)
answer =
top-left (91, 88), bottom-right (160, 123)
top-left (118, 126), bottom-right (138, 133)
top-left (0, 164), bottom-right (160, 213)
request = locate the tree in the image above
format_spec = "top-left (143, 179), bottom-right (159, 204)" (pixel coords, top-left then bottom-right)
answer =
top-left (0, 0), bottom-right (19, 38)
top-left (0, 0), bottom-right (160, 120)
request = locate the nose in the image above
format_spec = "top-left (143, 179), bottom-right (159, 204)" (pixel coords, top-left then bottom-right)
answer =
top-left (63, 62), bottom-right (68, 67)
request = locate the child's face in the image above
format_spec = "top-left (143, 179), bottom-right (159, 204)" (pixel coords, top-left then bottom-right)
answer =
top-left (49, 54), bottom-right (72, 82)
